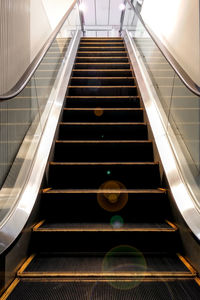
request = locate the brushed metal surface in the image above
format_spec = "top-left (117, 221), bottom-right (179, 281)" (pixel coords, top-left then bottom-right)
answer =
top-left (124, 30), bottom-right (200, 240)
top-left (0, 30), bottom-right (81, 254)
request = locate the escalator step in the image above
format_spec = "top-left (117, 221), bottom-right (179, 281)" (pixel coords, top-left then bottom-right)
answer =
top-left (32, 221), bottom-right (178, 252)
top-left (41, 188), bottom-right (170, 222)
top-left (34, 221), bottom-right (175, 231)
top-left (72, 69), bottom-right (133, 77)
top-left (53, 141), bottom-right (153, 162)
top-left (68, 86), bottom-right (137, 96)
top-left (5, 279), bottom-right (200, 300)
top-left (18, 252), bottom-right (194, 277)
top-left (78, 47), bottom-right (125, 51)
top-left (58, 123), bottom-right (148, 140)
top-left (75, 57), bottom-right (129, 63)
top-left (81, 39), bottom-right (123, 43)
top-left (69, 77), bottom-right (135, 86)
top-left (77, 51), bottom-right (128, 57)
top-left (74, 63), bottom-right (130, 69)
top-left (79, 43), bottom-right (125, 47)
top-left (66, 96), bottom-right (140, 108)
top-left (48, 162), bottom-right (161, 189)
top-left (62, 108), bottom-right (144, 122)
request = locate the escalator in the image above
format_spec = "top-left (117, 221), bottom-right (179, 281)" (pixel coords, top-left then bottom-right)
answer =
top-left (2, 37), bottom-right (200, 299)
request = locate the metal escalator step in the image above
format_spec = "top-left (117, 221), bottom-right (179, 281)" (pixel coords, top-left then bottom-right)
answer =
top-left (31, 221), bottom-right (178, 252)
top-left (77, 51), bottom-right (128, 57)
top-left (72, 69), bottom-right (133, 77)
top-left (69, 77), bottom-right (135, 86)
top-left (58, 123), bottom-right (148, 140)
top-left (79, 43), bottom-right (125, 47)
top-left (18, 252), bottom-right (195, 278)
top-left (40, 188), bottom-right (170, 223)
top-left (4, 278), bottom-right (200, 300)
top-left (48, 162), bottom-right (161, 189)
top-left (74, 63), bottom-right (130, 69)
top-left (78, 47), bottom-right (126, 52)
top-left (33, 220), bottom-right (176, 232)
top-left (62, 108), bottom-right (144, 122)
top-left (66, 96), bottom-right (140, 108)
top-left (53, 141), bottom-right (153, 162)
top-left (75, 57), bottom-right (129, 63)
top-left (68, 86), bottom-right (137, 96)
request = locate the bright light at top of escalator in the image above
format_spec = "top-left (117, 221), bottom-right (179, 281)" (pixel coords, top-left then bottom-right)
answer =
top-left (79, 3), bottom-right (86, 12)
top-left (119, 3), bottom-right (126, 11)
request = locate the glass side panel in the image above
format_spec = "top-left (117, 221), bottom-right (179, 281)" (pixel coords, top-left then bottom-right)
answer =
top-left (0, 3), bottom-right (80, 222)
top-left (123, 2), bottom-right (200, 203)
top-left (169, 75), bottom-right (200, 175)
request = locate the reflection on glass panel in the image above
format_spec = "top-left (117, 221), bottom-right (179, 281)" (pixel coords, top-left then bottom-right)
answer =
top-left (127, 13), bottom-right (175, 118)
top-left (123, 1), bottom-right (200, 200)
top-left (169, 75), bottom-right (200, 175)
top-left (0, 3), bottom-right (80, 222)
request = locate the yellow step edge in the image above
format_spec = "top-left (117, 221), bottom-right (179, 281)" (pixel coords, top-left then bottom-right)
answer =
top-left (59, 121), bottom-right (144, 124)
top-left (68, 86), bottom-right (136, 88)
top-left (66, 95), bottom-right (140, 98)
top-left (165, 220), bottom-right (177, 230)
top-left (50, 161), bottom-right (157, 165)
top-left (0, 279), bottom-right (20, 300)
top-left (33, 220), bottom-right (45, 231)
top-left (43, 188), bottom-right (165, 194)
top-left (72, 69), bottom-right (132, 71)
top-left (18, 271), bottom-right (195, 278)
top-left (75, 63), bottom-right (129, 65)
top-left (70, 77), bottom-right (134, 79)
top-left (77, 51), bottom-right (128, 53)
top-left (33, 225), bottom-right (177, 233)
top-left (79, 42), bottom-right (124, 44)
top-left (56, 140), bottom-right (149, 143)
top-left (177, 254), bottom-right (197, 275)
top-left (76, 56), bottom-right (127, 58)
top-left (63, 108), bottom-right (142, 110)
top-left (17, 254), bottom-right (36, 275)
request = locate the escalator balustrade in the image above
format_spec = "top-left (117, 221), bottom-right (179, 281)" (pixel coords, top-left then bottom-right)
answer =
top-left (2, 37), bottom-right (200, 300)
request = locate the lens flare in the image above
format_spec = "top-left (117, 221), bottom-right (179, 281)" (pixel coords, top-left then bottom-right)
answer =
top-left (110, 215), bottom-right (124, 229)
top-left (102, 245), bottom-right (147, 290)
top-left (94, 108), bottom-right (104, 117)
top-left (97, 180), bottom-right (128, 212)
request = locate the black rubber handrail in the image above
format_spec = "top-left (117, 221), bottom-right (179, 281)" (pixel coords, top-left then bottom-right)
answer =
top-left (0, 0), bottom-right (77, 101)
top-left (126, 0), bottom-right (200, 97)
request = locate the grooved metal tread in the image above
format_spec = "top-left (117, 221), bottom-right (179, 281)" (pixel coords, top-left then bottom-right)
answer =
top-left (18, 252), bottom-right (195, 277)
top-left (4, 279), bottom-right (200, 300)
top-left (42, 188), bottom-right (166, 194)
top-left (33, 221), bottom-right (176, 232)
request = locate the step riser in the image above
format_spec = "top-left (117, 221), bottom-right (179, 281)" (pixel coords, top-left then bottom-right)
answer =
top-left (77, 52), bottom-right (128, 57)
top-left (81, 39), bottom-right (123, 42)
top-left (54, 143), bottom-right (154, 162)
top-left (48, 164), bottom-right (161, 189)
top-left (70, 78), bottom-right (135, 86)
top-left (79, 41), bottom-right (124, 49)
top-left (32, 231), bottom-right (179, 252)
top-left (8, 280), bottom-right (200, 299)
top-left (62, 109), bottom-right (143, 122)
top-left (74, 64), bottom-right (130, 70)
top-left (76, 58), bottom-right (128, 63)
top-left (65, 97), bottom-right (140, 108)
top-left (78, 48), bottom-right (126, 52)
top-left (41, 193), bottom-right (170, 222)
top-left (68, 87), bottom-right (137, 96)
top-left (58, 124), bottom-right (148, 140)
top-left (72, 70), bottom-right (132, 77)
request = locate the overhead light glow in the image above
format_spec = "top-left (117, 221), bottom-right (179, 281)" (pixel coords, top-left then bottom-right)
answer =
top-left (119, 3), bottom-right (126, 11)
top-left (79, 3), bottom-right (86, 12)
